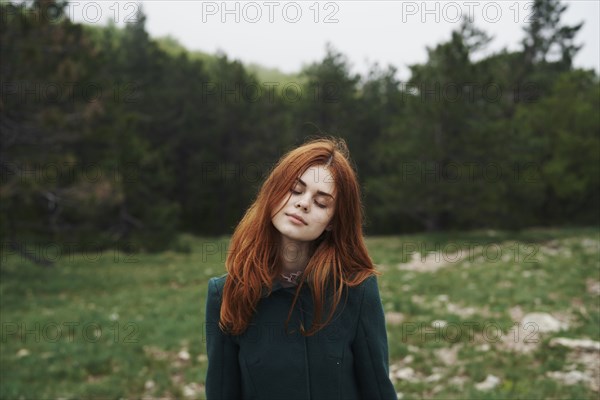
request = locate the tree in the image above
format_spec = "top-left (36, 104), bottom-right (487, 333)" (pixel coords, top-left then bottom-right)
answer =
top-left (367, 20), bottom-right (502, 232)
top-left (512, 70), bottom-right (600, 224)
top-left (522, 0), bottom-right (583, 68)
top-left (295, 43), bottom-right (360, 138)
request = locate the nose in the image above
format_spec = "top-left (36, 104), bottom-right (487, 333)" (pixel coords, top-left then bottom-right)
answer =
top-left (295, 200), bottom-right (308, 212)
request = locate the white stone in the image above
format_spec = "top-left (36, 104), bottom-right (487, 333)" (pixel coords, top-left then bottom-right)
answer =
top-left (547, 370), bottom-right (589, 385)
top-left (178, 350), bottom-right (191, 361)
top-left (394, 367), bottom-right (419, 382)
top-left (475, 374), bottom-right (501, 391)
top-left (446, 302), bottom-right (476, 317)
top-left (549, 337), bottom-right (600, 351)
top-left (16, 348), bottom-right (30, 358)
top-left (435, 346), bottom-right (459, 365)
top-left (431, 320), bottom-right (448, 328)
top-left (183, 384), bottom-right (197, 397)
top-left (477, 343), bottom-right (491, 352)
top-left (385, 312), bottom-right (405, 325)
top-left (436, 294), bottom-right (449, 302)
top-left (586, 279), bottom-right (600, 295)
top-left (425, 373), bottom-right (442, 382)
top-left (449, 376), bottom-right (468, 387)
top-left (521, 312), bottom-right (567, 333)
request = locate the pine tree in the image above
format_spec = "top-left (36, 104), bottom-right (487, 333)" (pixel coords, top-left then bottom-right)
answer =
top-left (522, 0), bottom-right (583, 68)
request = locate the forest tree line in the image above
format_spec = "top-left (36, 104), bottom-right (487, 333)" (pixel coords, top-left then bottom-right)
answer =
top-left (1, 0), bottom-right (598, 254)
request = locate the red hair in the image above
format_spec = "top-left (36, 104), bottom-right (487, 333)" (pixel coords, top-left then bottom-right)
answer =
top-left (220, 136), bottom-right (380, 336)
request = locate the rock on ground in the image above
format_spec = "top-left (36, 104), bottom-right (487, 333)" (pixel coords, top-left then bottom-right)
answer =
top-left (475, 374), bottom-right (501, 391)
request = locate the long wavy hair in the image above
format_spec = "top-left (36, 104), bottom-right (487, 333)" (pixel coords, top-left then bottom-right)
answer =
top-left (220, 136), bottom-right (380, 336)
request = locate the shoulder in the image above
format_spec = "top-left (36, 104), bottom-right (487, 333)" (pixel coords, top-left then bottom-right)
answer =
top-left (359, 274), bottom-right (379, 288)
top-left (353, 274), bottom-right (382, 305)
top-left (207, 273), bottom-right (228, 297)
top-left (351, 274), bottom-right (379, 292)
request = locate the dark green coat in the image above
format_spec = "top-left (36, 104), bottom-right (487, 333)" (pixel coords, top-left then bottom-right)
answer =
top-left (205, 273), bottom-right (398, 400)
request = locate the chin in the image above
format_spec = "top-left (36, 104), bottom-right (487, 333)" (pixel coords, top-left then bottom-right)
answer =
top-left (281, 232), bottom-right (310, 242)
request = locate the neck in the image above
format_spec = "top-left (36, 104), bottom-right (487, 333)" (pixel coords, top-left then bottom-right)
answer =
top-left (279, 235), bottom-right (311, 273)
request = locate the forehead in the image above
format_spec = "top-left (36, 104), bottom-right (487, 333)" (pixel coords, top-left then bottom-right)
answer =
top-left (297, 165), bottom-right (335, 193)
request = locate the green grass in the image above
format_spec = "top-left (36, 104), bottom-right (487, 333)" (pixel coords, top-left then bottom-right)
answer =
top-left (1, 228), bottom-right (598, 399)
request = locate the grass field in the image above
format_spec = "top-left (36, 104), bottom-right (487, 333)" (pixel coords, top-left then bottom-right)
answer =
top-left (1, 227), bottom-right (599, 399)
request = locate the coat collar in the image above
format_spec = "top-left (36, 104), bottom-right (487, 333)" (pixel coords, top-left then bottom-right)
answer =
top-left (262, 279), bottom-right (308, 297)
top-left (270, 279), bottom-right (287, 292)
top-left (272, 279), bottom-right (298, 291)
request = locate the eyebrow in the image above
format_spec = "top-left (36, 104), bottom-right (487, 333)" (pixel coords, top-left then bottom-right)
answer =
top-left (296, 178), bottom-right (335, 199)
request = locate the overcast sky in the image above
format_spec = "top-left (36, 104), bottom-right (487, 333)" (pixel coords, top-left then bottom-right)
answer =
top-left (71, 0), bottom-right (599, 80)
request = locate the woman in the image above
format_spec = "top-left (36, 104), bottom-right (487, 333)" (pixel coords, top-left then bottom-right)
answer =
top-left (205, 137), bottom-right (398, 400)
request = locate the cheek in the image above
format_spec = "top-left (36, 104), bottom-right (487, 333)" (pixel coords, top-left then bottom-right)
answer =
top-left (272, 195), bottom-right (291, 219)
top-left (314, 208), bottom-right (334, 225)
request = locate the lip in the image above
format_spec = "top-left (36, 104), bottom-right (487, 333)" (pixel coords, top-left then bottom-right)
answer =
top-left (286, 213), bottom-right (307, 225)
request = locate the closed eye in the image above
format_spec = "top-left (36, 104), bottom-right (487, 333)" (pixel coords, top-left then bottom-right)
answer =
top-left (314, 201), bottom-right (326, 209)
top-left (290, 189), bottom-right (327, 209)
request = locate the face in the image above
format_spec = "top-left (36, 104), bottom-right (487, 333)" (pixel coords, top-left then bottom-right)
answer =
top-left (271, 165), bottom-right (336, 244)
